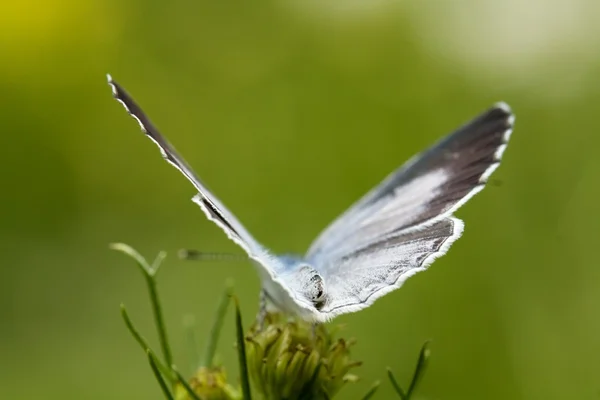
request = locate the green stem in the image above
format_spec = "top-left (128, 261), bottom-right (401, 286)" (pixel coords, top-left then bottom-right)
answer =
top-left (145, 259), bottom-right (173, 368)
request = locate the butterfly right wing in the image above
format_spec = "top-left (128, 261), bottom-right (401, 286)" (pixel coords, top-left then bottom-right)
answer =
top-left (306, 104), bottom-right (514, 320)
top-left (107, 75), bottom-right (315, 314)
top-left (307, 103), bottom-right (513, 265)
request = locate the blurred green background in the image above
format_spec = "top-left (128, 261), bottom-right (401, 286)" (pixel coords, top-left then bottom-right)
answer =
top-left (2, 0), bottom-right (600, 399)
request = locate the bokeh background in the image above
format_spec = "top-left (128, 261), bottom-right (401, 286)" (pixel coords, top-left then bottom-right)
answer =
top-left (2, 0), bottom-right (600, 399)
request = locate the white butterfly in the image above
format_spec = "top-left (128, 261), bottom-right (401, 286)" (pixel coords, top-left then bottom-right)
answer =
top-left (108, 75), bottom-right (514, 323)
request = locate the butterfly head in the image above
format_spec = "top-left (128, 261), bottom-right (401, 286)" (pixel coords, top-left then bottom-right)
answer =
top-left (305, 267), bottom-right (326, 307)
top-left (273, 259), bottom-right (328, 314)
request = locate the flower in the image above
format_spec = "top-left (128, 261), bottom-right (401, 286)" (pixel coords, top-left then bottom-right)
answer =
top-left (245, 313), bottom-right (361, 400)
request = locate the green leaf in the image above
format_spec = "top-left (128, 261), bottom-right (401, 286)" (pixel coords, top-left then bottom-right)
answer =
top-left (110, 243), bottom-right (173, 369)
top-left (360, 381), bottom-right (380, 400)
top-left (233, 296), bottom-right (252, 400)
top-left (405, 341), bottom-right (430, 399)
top-left (151, 250), bottom-right (167, 275)
top-left (387, 341), bottom-right (431, 400)
top-left (148, 350), bottom-right (175, 400)
top-left (203, 281), bottom-right (233, 367)
top-left (120, 304), bottom-right (176, 383)
top-left (183, 314), bottom-right (201, 372)
top-left (387, 368), bottom-right (406, 399)
top-left (110, 243), bottom-right (153, 275)
top-left (172, 365), bottom-right (203, 400)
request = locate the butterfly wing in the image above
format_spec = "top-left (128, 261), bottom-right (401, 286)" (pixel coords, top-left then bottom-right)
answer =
top-left (307, 103), bottom-right (514, 318)
top-left (107, 75), bottom-right (314, 313)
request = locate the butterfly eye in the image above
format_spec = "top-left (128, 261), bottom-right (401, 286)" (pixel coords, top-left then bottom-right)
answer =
top-left (316, 287), bottom-right (324, 299)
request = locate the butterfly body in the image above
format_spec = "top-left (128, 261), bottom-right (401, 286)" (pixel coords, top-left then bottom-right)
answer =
top-left (108, 75), bottom-right (514, 323)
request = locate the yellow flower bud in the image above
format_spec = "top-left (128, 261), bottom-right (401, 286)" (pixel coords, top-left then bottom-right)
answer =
top-left (174, 366), bottom-right (241, 400)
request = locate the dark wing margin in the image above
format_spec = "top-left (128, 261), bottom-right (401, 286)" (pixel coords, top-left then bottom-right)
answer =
top-left (307, 103), bottom-right (514, 265)
top-left (358, 103), bottom-right (513, 221)
top-left (107, 74), bottom-right (258, 253)
top-left (108, 75), bottom-right (322, 317)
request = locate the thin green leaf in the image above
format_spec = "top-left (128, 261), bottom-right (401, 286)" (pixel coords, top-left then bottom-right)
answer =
top-left (203, 282), bottom-right (233, 367)
top-left (121, 304), bottom-right (148, 351)
top-left (151, 251), bottom-right (168, 275)
top-left (184, 314), bottom-right (201, 372)
top-left (147, 350), bottom-right (175, 400)
top-left (360, 381), bottom-right (380, 400)
top-left (111, 243), bottom-right (173, 369)
top-left (120, 304), bottom-right (175, 382)
top-left (387, 368), bottom-right (406, 399)
top-left (405, 341), bottom-right (431, 399)
top-left (172, 365), bottom-right (203, 400)
top-left (233, 296), bottom-right (252, 400)
top-left (110, 242), bottom-right (152, 275)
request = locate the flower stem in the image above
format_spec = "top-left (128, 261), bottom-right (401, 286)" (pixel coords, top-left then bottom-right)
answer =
top-left (146, 251), bottom-right (173, 368)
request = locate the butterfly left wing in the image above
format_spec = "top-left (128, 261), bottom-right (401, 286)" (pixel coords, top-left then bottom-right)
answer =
top-left (107, 75), bottom-right (315, 315)
top-left (307, 104), bottom-right (514, 319)
top-left (107, 75), bottom-right (261, 254)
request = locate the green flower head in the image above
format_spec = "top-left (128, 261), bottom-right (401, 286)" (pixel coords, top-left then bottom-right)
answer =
top-left (246, 313), bottom-right (361, 400)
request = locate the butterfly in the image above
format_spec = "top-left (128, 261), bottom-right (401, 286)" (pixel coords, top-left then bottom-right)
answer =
top-left (108, 75), bottom-right (514, 323)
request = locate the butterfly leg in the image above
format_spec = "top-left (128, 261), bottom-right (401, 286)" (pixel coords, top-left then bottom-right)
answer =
top-left (310, 322), bottom-right (325, 343)
top-left (255, 288), bottom-right (268, 331)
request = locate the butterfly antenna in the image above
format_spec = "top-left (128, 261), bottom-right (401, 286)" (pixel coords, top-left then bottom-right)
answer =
top-left (178, 249), bottom-right (249, 262)
top-left (490, 178), bottom-right (503, 187)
